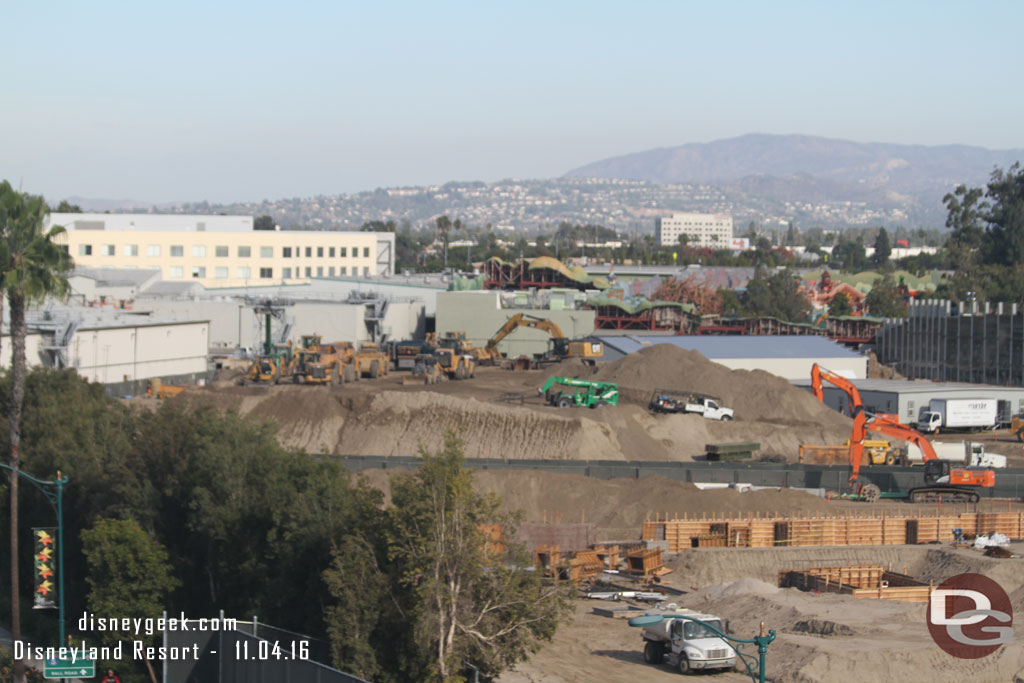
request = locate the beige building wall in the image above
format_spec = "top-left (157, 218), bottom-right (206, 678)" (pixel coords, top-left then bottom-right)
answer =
top-left (655, 213), bottom-right (733, 248)
top-left (67, 322), bottom-right (210, 383)
top-left (436, 291), bottom-right (597, 358)
top-left (49, 214), bottom-right (392, 288)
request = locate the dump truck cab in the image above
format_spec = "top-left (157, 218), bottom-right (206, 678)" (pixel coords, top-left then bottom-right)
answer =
top-left (636, 610), bottom-right (737, 674)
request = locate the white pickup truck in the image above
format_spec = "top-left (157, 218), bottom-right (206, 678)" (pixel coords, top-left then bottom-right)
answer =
top-left (649, 391), bottom-right (734, 421)
top-left (632, 609), bottom-right (738, 674)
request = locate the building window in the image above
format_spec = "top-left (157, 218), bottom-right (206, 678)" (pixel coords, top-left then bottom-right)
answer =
top-left (329, 267), bottom-right (335, 276)
top-left (317, 247), bottom-right (324, 257)
top-left (215, 267), bottom-right (229, 279)
top-left (282, 267), bottom-right (292, 279)
top-left (329, 247), bottom-right (335, 257)
top-left (305, 247), bottom-right (312, 257)
top-left (363, 247), bottom-right (370, 258)
top-left (123, 244), bottom-right (138, 257)
top-left (340, 266), bottom-right (347, 276)
top-left (171, 245), bottom-right (184, 257)
top-left (340, 247), bottom-right (347, 257)
top-left (215, 245), bottom-right (229, 257)
top-left (238, 246), bottom-right (251, 258)
top-left (101, 244), bottom-right (115, 256)
top-left (192, 266), bottom-right (206, 278)
top-left (237, 266), bottom-right (251, 278)
top-left (147, 245), bottom-right (161, 257)
top-left (316, 266), bottom-right (323, 276)
top-left (192, 245), bottom-right (207, 257)
top-left (283, 247), bottom-right (292, 258)
top-left (259, 267), bottom-right (273, 279)
top-left (305, 267), bottom-right (311, 277)
top-left (363, 266), bottom-right (370, 277)
top-left (260, 246), bottom-right (273, 258)
top-left (169, 266), bottom-right (183, 279)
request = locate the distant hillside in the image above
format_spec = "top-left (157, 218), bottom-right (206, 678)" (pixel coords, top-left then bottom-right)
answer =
top-left (564, 133), bottom-right (1024, 223)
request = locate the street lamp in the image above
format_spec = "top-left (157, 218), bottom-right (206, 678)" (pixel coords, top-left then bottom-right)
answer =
top-left (1, 465), bottom-right (69, 646)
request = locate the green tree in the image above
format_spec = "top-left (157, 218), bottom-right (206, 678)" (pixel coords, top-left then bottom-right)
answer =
top-left (0, 183), bottom-right (72, 682)
top-left (338, 433), bottom-right (570, 682)
top-left (831, 235), bottom-right (867, 271)
top-left (253, 215), bottom-right (275, 230)
top-left (828, 291), bottom-right (853, 316)
top-left (54, 200), bottom-right (82, 213)
top-left (864, 273), bottom-right (907, 317)
top-left (742, 269), bottom-right (810, 322)
top-left (81, 518), bottom-right (179, 681)
top-left (980, 163), bottom-right (1024, 266)
top-left (872, 227), bottom-right (892, 267)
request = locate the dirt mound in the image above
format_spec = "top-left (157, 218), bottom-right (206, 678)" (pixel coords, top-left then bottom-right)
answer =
top-left (582, 344), bottom-right (850, 429)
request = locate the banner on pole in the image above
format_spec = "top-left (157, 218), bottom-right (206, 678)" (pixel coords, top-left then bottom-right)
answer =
top-left (33, 527), bottom-right (57, 609)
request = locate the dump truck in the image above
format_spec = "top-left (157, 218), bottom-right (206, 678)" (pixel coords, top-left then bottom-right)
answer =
top-left (539, 377), bottom-right (618, 408)
top-left (906, 441), bottom-right (1007, 468)
top-left (917, 398), bottom-right (998, 434)
top-left (631, 610), bottom-right (737, 674)
top-left (356, 343), bottom-right (390, 379)
top-left (648, 390), bottom-right (733, 421)
top-left (798, 440), bottom-right (903, 466)
top-left (294, 342), bottom-right (351, 385)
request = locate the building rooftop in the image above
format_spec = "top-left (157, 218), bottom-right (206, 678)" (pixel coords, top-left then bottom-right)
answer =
top-left (71, 267), bottom-right (161, 288)
top-left (790, 377), bottom-right (1024, 394)
top-left (595, 334), bottom-right (861, 359)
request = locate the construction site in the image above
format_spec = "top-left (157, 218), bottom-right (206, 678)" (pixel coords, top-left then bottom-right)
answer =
top-left (136, 329), bottom-right (1024, 682)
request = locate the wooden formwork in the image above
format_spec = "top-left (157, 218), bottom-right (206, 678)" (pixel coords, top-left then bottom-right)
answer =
top-left (643, 509), bottom-right (1024, 551)
top-left (565, 550), bottom-right (604, 583)
top-left (593, 545), bottom-right (620, 569)
top-left (626, 548), bottom-right (664, 578)
top-left (779, 564), bottom-right (935, 603)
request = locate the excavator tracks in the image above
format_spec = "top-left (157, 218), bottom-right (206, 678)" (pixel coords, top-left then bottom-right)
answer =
top-left (907, 487), bottom-right (980, 504)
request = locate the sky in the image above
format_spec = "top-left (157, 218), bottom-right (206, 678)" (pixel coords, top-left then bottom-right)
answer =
top-left (3, 1), bottom-right (1023, 204)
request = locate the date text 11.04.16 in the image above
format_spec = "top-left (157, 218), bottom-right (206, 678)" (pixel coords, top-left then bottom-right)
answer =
top-left (235, 640), bottom-right (310, 660)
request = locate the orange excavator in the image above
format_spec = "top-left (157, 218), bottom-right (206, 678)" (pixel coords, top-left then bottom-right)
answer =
top-left (810, 364), bottom-right (995, 503)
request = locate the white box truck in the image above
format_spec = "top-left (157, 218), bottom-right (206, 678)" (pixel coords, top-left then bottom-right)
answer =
top-left (906, 441), bottom-right (1006, 468)
top-left (917, 398), bottom-right (997, 434)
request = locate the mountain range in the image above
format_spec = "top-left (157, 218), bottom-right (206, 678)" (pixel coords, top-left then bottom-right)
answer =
top-left (564, 133), bottom-right (1024, 222)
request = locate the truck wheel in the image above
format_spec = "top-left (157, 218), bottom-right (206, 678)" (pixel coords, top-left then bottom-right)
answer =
top-left (721, 414), bottom-right (733, 421)
top-left (643, 641), bottom-right (664, 665)
top-left (678, 656), bottom-right (691, 674)
top-left (1017, 429), bottom-right (1024, 443)
top-left (557, 396), bottom-right (573, 409)
top-left (370, 361), bottom-right (379, 379)
top-left (885, 453), bottom-right (896, 466)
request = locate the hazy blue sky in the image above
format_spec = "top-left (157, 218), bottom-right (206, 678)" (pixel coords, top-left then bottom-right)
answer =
top-left (3, 1), bottom-right (1022, 203)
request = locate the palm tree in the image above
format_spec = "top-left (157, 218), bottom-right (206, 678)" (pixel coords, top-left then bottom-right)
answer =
top-left (1, 184), bottom-right (72, 683)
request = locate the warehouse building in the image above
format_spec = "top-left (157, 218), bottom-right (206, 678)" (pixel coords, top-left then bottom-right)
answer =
top-left (48, 213), bottom-right (395, 288)
top-left (596, 335), bottom-right (867, 380)
top-left (6, 308), bottom-right (211, 394)
top-left (793, 378), bottom-right (1024, 425)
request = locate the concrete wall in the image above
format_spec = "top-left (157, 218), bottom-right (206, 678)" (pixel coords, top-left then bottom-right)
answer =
top-left (436, 291), bottom-right (597, 358)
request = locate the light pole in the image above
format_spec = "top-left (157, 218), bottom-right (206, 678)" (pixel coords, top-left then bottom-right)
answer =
top-left (1, 465), bottom-right (69, 647)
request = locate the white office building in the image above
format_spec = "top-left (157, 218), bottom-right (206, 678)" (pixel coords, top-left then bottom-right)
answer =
top-left (655, 213), bottom-right (733, 248)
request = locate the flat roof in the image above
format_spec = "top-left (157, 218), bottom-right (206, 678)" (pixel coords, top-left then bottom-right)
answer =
top-left (791, 378), bottom-right (1024, 394)
top-left (596, 334), bottom-right (861, 359)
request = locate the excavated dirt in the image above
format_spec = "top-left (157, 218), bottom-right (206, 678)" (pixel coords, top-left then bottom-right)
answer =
top-left (356, 469), bottom-right (835, 537)
top-left (169, 344), bottom-right (855, 463)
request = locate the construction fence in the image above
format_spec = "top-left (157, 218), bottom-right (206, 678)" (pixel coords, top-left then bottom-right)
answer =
top-left (641, 509), bottom-right (1024, 552)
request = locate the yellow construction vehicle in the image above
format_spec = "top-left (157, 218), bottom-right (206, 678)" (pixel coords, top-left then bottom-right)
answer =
top-left (479, 313), bottom-right (603, 365)
top-left (356, 343), bottom-right (390, 379)
top-left (1013, 415), bottom-right (1024, 442)
top-left (294, 342), bottom-right (349, 385)
top-left (434, 348), bottom-right (476, 379)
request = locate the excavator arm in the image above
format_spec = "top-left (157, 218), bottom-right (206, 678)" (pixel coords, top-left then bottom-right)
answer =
top-left (848, 412), bottom-right (938, 485)
top-left (484, 313), bottom-right (567, 355)
top-left (810, 364), bottom-right (867, 481)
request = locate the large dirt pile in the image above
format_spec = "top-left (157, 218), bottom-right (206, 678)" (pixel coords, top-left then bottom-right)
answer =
top-left (583, 343), bottom-right (850, 429)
